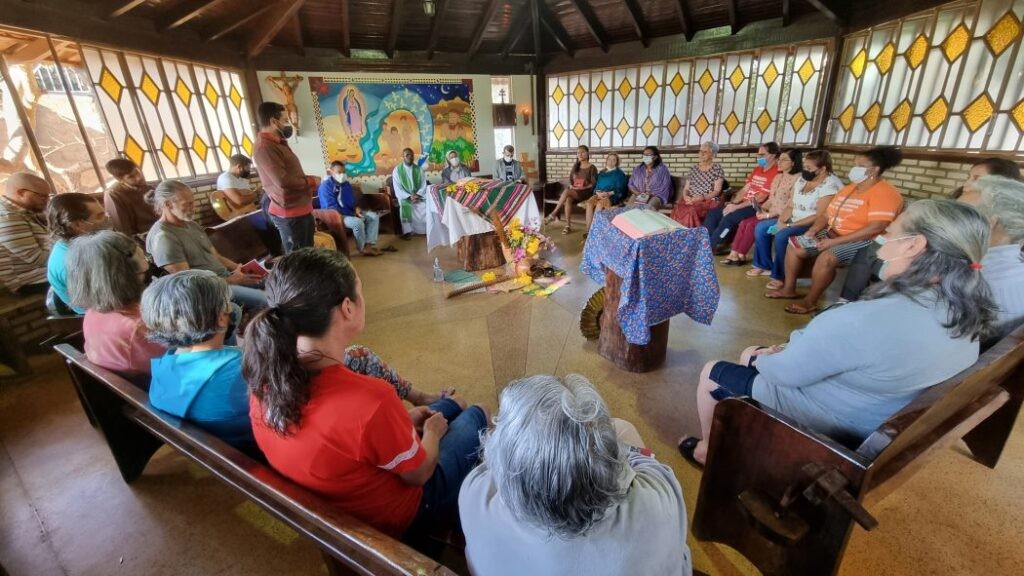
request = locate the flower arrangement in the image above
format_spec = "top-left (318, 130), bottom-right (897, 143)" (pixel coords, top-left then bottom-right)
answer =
top-left (445, 179), bottom-right (482, 195)
top-left (504, 217), bottom-right (556, 263)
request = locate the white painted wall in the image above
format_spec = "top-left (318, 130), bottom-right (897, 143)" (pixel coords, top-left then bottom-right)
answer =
top-left (255, 71), bottom-right (537, 192)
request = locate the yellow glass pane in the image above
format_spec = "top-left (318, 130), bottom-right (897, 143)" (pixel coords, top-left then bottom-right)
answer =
top-left (862, 103), bottom-right (881, 132)
top-left (616, 117), bottom-right (630, 138)
top-left (693, 113), bottom-right (710, 136)
top-left (572, 120), bottom-right (585, 139)
top-left (123, 135), bottom-right (144, 168)
top-left (941, 24), bottom-right (971, 62)
top-left (669, 72), bottom-right (685, 96)
top-left (552, 85), bottom-right (566, 105)
top-left (99, 67), bottom-right (124, 104)
top-left (666, 115), bottom-right (682, 137)
top-left (640, 117), bottom-right (655, 138)
top-left (923, 97), bottom-right (949, 132)
top-left (140, 73), bottom-right (161, 105)
top-left (552, 121), bottom-right (565, 140)
top-left (572, 82), bottom-right (586, 104)
top-left (229, 85), bottom-right (244, 110)
top-left (905, 34), bottom-right (929, 70)
top-left (723, 112), bottom-right (740, 134)
top-left (192, 135), bottom-right (209, 161)
top-left (1011, 98), bottom-right (1024, 132)
top-left (728, 65), bottom-right (745, 91)
top-left (755, 110), bottom-right (773, 133)
top-left (849, 49), bottom-right (867, 79)
top-left (961, 93), bottom-right (994, 132)
top-left (218, 134), bottom-right (232, 158)
top-left (160, 135), bottom-right (179, 165)
top-left (762, 62), bottom-right (779, 88)
top-left (889, 99), bottom-right (912, 132)
top-left (617, 77), bottom-right (632, 100)
top-left (642, 75), bottom-right (658, 98)
top-left (874, 42), bottom-right (895, 74)
top-left (985, 11), bottom-right (1021, 57)
top-left (797, 58), bottom-right (816, 85)
top-left (594, 80), bottom-right (609, 102)
top-left (697, 69), bottom-right (715, 94)
top-left (790, 108), bottom-right (808, 132)
top-left (594, 119), bottom-right (608, 139)
top-left (838, 104), bottom-right (856, 131)
top-left (205, 81), bottom-right (220, 108)
top-left (242, 134), bottom-right (253, 156)
top-left (175, 77), bottom-right (193, 107)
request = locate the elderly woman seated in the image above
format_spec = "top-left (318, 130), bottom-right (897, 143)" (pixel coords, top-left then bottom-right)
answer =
top-left (679, 199), bottom-right (997, 466)
top-left (670, 141), bottom-right (725, 227)
top-left (244, 248), bottom-right (487, 540)
top-left (460, 374), bottom-right (692, 576)
top-left (141, 270), bottom-right (257, 455)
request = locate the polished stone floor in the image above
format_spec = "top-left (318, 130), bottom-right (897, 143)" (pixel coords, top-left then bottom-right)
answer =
top-left (2, 230), bottom-right (1023, 576)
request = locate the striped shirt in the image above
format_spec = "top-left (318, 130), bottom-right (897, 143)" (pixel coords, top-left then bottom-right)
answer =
top-left (0, 195), bottom-right (50, 293)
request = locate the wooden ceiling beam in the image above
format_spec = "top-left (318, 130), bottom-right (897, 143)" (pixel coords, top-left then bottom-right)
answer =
top-left (673, 0), bottom-right (694, 41)
top-left (567, 0), bottom-right (609, 53)
top-left (466, 0), bottom-right (503, 59)
top-left (159, 0), bottom-right (230, 31)
top-left (107, 0), bottom-right (147, 19)
top-left (293, 14), bottom-right (305, 56)
top-left (425, 0), bottom-right (450, 60)
top-left (537, 1), bottom-right (574, 57)
top-left (340, 0), bottom-right (350, 57)
top-left (805, 0), bottom-right (845, 25)
top-left (246, 0), bottom-right (306, 58)
top-left (726, 0), bottom-right (741, 34)
top-left (206, 2), bottom-right (277, 42)
top-left (531, 0), bottom-right (541, 62)
top-left (3, 37), bottom-right (52, 66)
top-left (782, 0), bottom-right (791, 27)
top-left (500, 9), bottom-right (532, 59)
top-left (622, 0), bottom-right (650, 47)
top-left (385, 0), bottom-right (402, 59)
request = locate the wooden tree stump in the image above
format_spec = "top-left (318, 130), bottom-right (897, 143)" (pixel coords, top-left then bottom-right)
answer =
top-left (457, 231), bottom-right (505, 271)
top-left (598, 269), bottom-right (669, 373)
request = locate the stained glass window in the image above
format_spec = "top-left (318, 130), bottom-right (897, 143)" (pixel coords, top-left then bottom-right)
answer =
top-left (546, 40), bottom-right (831, 150)
top-left (828, 0), bottom-right (1024, 154)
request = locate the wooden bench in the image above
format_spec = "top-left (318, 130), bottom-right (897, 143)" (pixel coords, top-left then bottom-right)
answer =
top-left (692, 325), bottom-right (1024, 575)
top-left (205, 213), bottom-right (282, 264)
top-left (0, 292), bottom-right (48, 377)
top-left (54, 344), bottom-right (458, 576)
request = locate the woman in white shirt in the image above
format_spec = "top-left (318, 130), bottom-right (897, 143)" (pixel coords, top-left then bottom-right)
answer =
top-left (750, 149), bottom-right (844, 288)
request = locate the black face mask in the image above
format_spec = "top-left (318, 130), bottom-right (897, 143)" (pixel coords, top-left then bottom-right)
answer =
top-left (801, 169), bottom-right (818, 181)
top-left (279, 125), bottom-right (294, 139)
top-left (239, 169), bottom-right (252, 179)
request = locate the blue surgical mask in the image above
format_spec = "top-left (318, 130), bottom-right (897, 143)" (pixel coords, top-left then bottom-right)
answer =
top-left (756, 157), bottom-right (768, 168)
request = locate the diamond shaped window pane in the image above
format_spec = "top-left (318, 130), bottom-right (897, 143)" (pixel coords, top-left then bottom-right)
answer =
top-left (218, 134), bottom-right (233, 158)
top-left (723, 112), bottom-right (740, 135)
top-left (552, 121), bottom-right (565, 140)
top-left (923, 97), bottom-right (949, 132)
top-left (642, 75), bottom-right (658, 98)
top-left (942, 24), bottom-right (971, 62)
top-left (140, 73), bottom-right (161, 105)
top-left (572, 83), bottom-right (586, 104)
top-left (594, 119), bottom-right (608, 139)
top-left (572, 120), bottom-right (586, 140)
top-left (697, 69), bottom-right (715, 93)
top-left (160, 135), bottom-right (179, 165)
top-left (616, 118), bottom-right (630, 138)
top-left (594, 81), bottom-right (609, 102)
top-left (961, 93), bottom-right (995, 132)
top-left (617, 78), bottom-right (632, 100)
top-left (666, 115), bottom-right (682, 137)
top-left (874, 43), bottom-right (895, 74)
top-left (640, 117), bottom-right (655, 138)
top-left (728, 66), bottom-right (745, 91)
top-left (985, 11), bottom-right (1022, 57)
top-left (762, 62), bottom-right (779, 88)
top-left (123, 136), bottom-right (144, 168)
top-left (905, 34), bottom-right (929, 70)
top-left (790, 108), bottom-right (808, 133)
top-left (192, 135), bottom-right (209, 161)
top-left (889, 100), bottom-right (912, 132)
top-left (838, 105), bottom-right (856, 131)
top-left (669, 73), bottom-right (685, 96)
top-left (755, 110), bottom-right (773, 133)
top-left (229, 85), bottom-right (244, 109)
top-left (242, 135), bottom-right (253, 156)
top-left (552, 85), bottom-right (566, 105)
top-left (693, 113), bottom-right (710, 136)
top-left (1011, 98), bottom-right (1024, 132)
top-left (862, 103), bottom-right (881, 132)
top-left (797, 58), bottom-right (816, 85)
top-left (205, 81), bottom-right (220, 108)
top-left (175, 78), bottom-right (193, 107)
top-left (99, 67), bottom-right (124, 104)
top-left (849, 49), bottom-right (867, 79)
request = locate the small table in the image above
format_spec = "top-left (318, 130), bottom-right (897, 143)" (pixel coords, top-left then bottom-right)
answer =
top-left (580, 207), bottom-right (720, 372)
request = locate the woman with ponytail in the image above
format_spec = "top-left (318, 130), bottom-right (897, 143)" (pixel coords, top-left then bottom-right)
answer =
top-left (243, 248), bottom-right (488, 539)
top-left (679, 199), bottom-right (996, 466)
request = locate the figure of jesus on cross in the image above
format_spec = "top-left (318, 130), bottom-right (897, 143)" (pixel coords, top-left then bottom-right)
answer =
top-left (266, 74), bottom-right (303, 136)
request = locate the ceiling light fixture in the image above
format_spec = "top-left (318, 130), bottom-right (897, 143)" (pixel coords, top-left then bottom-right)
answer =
top-left (423, 0), bottom-right (436, 16)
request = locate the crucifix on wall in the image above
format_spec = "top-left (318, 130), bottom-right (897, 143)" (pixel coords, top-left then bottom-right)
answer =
top-left (266, 73), bottom-right (303, 136)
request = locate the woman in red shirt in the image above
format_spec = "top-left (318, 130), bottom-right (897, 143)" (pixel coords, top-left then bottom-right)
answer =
top-left (243, 249), bottom-right (488, 539)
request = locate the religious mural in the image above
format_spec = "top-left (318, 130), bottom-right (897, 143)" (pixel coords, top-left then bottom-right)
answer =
top-left (309, 77), bottom-right (478, 177)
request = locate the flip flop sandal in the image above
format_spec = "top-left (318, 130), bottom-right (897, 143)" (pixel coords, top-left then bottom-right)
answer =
top-left (562, 226), bottom-right (572, 235)
top-left (723, 259), bottom-right (747, 266)
top-left (765, 280), bottom-right (784, 290)
top-left (746, 268), bottom-right (770, 277)
top-left (785, 303), bottom-right (819, 315)
top-left (677, 437), bottom-right (704, 470)
top-left (764, 291), bottom-right (801, 299)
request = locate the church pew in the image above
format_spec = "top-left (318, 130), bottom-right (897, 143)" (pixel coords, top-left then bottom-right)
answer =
top-left (53, 344), bottom-right (458, 576)
top-left (692, 325), bottom-right (1024, 575)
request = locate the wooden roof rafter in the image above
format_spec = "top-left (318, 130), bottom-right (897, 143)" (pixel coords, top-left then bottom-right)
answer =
top-left (805, 0), bottom-right (846, 25)
top-left (206, 2), bottom-right (278, 42)
top-left (622, 0), bottom-right (651, 47)
top-left (246, 0), bottom-right (307, 58)
top-left (159, 0), bottom-right (232, 31)
top-left (500, 9), bottom-right (533, 59)
top-left (567, 0), bottom-right (609, 53)
top-left (425, 0), bottom-right (450, 60)
top-left (466, 0), bottom-right (504, 60)
top-left (537, 0), bottom-right (574, 57)
top-left (385, 0), bottom-right (402, 59)
top-left (673, 0), bottom-right (695, 41)
top-left (107, 0), bottom-right (147, 19)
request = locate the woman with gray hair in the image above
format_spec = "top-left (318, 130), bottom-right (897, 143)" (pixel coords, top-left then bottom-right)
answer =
top-left (460, 374), bottom-right (692, 576)
top-left (671, 141), bottom-right (725, 227)
top-left (959, 175), bottom-right (1024, 344)
top-left (67, 230), bottom-right (165, 379)
top-left (142, 270), bottom-right (256, 454)
top-left (679, 199), bottom-right (997, 466)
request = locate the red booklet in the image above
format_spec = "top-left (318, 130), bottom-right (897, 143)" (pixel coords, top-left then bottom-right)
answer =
top-left (240, 259), bottom-right (269, 279)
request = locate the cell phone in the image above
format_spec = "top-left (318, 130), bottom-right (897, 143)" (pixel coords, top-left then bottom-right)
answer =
top-left (751, 199), bottom-right (761, 212)
top-left (790, 235), bottom-right (819, 253)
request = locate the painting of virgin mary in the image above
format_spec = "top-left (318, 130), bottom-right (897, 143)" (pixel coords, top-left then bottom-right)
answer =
top-left (339, 87), bottom-right (366, 139)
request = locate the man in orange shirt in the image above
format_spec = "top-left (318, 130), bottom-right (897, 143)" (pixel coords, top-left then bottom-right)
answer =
top-left (766, 146), bottom-right (904, 314)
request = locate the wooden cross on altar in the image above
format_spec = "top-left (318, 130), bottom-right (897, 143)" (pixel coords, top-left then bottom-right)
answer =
top-left (519, 152), bottom-right (539, 182)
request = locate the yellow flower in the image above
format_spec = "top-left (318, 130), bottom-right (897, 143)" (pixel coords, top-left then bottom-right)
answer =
top-left (481, 271), bottom-right (496, 282)
top-left (515, 272), bottom-right (533, 286)
top-left (509, 229), bottom-right (525, 242)
top-left (509, 217), bottom-right (522, 230)
top-left (526, 238), bottom-right (540, 255)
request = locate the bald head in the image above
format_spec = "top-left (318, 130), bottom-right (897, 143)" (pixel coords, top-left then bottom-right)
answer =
top-left (4, 172), bottom-right (51, 213)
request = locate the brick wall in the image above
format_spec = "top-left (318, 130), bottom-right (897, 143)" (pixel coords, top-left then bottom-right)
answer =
top-left (6, 296), bottom-right (53, 349)
top-left (545, 151), bottom-right (973, 200)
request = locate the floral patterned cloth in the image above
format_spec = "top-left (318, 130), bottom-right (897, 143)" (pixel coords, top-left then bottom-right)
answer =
top-left (580, 207), bottom-right (720, 345)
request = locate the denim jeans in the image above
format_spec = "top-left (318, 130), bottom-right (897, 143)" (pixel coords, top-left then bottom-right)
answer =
top-left (766, 225), bottom-right (810, 280)
top-left (706, 205), bottom-right (757, 247)
top-left (344, 211), bottom-right (380, 252)
top-left (269, 213), bottom-right (315, 253)
top-left (752, 218), bottom-right (779, 271)
top-left (229, 285), bottom-right (268, 312)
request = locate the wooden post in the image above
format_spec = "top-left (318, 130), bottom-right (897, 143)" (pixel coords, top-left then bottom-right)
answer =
top-left (598, 269), bottom-right (669, 372)
top-left (456, 231), bottom-right (506, 271)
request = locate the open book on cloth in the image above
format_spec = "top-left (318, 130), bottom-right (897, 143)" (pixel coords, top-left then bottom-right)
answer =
top-left (612, 208), bottom-right (686, 239)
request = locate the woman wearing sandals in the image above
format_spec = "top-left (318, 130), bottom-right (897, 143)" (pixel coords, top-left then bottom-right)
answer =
top-left (545, 145), bottom-right (597, 235)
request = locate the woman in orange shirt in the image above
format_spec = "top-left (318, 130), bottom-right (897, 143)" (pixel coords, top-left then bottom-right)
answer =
top-left (766, 146), bottom-right (904, 314)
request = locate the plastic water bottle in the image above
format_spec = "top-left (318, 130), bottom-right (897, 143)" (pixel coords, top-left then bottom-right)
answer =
top-left (432, 258), bottom-right (444, 283)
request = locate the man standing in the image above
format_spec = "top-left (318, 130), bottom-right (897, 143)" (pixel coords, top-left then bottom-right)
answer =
top-left (391, 148), bottom-right (428, 239)
top-left (0, 172), bottom-right (52, 294)
top-left (252, 101), bottom-right (316, 253)
top-left (216, 154), bottom-right (260, 210)
top-left (317, 162), bottom-right (381, 256)
top-left (104, 158), bottom-right (157, 237)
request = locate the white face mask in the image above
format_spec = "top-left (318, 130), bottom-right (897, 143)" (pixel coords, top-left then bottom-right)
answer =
top-left (642, 155), bottom-right (654, 165)
top-left (503, 154), bottom-right (513, 162)
top-left (333, 173), bottom-right (346, 184)
top-left (448, 157), bottom-right (460, 167)
top-left (849, 166), bottom-right (869, 184)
